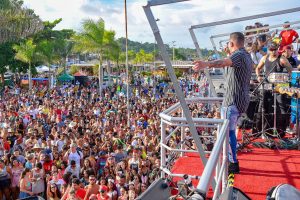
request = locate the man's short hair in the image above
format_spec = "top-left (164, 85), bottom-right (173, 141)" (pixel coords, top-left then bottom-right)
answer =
top-left (72, 178), bottom-right (81, 185)
top-left (230, 32), bottom-right (245, 46)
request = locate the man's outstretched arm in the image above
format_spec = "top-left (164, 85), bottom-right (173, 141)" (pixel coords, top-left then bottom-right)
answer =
top-left (193, 58), bottom-right (232, 72)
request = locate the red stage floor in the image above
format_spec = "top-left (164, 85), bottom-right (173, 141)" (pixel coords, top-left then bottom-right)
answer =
top-left (172, 145), bottom-right (300, 200)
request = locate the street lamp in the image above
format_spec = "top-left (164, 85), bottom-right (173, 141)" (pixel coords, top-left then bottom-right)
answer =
top-left (172, 41), bottom-right (176, 63)
top-left (154, 18), bottom-right (160, 71)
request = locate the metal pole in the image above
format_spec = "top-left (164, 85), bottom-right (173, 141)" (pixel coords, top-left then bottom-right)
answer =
top-left (209, 37), bottom-right (219, 56)
top-left (211, 20), bottom-right (300, 39)
top-left (218, 25), bottom-right (300, 49)
top-left (189, 28), bottom-right (217, 97)
top-left (28, 65), bottom-right (32, 90)
top-left (143, 3), bottom-right (216, 190)
top-left (191, 7), bottom-right (300, 29)
top-left (161, 121), bottom-right (166, 178)
top-left (148, 0), bottom-right (190, 6)
top-left (222, 125), bottom-right (229, 193)
top-left (196, 120), bottom-right (229, 195)
top-left (172, 41), bottom-right (176, 62)
top-left (125, 0), bottom-right (130, 127)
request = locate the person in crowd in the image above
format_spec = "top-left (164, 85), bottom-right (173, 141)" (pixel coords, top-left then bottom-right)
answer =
top-left (281, 45), bottom-right (298, 68)
top-left (84, 175), bottom-right (100, 200)
top-left (62, 178), bottom-right (86, 200)
top-left (65, 160), bottom-right (81, 178)
top-left (19, 168), bottom-right (34, 198)
top-left (0, 158), bottom-right (12, 199)
top-left (47, 183), bottom-right (62, 200)
top-left (279, 21), bottom-right (299, 52)
top-left (11, 159), bottom-right (24, 199)
top-left (193, 32), bottom-right (253, 174)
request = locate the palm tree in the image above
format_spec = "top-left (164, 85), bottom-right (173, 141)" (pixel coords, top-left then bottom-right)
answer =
top-left (102, 30), bottom-right (120, 86)
top-left (37, 40), bottom-right (58, 88)
top-left (56, 39), bottom-right (74, 72)
top-left (74, 18), bottom-right (119, 96)
top-left (13, 39), bottom-right (38, 90)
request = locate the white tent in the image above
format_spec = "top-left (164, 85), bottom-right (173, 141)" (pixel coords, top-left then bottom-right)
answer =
top-left (36, 66), bottom-right (50, 73)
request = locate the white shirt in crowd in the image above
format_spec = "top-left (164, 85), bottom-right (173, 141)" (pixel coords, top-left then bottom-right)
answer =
top-left (68, 151), bottom-right (83, 166)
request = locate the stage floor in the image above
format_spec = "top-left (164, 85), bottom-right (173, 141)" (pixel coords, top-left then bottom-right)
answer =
top-left (171, 140), bottom-right (300, 199)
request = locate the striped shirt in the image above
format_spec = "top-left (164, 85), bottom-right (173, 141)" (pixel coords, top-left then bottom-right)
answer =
top-left (223, 48), bottom-right (252, 113)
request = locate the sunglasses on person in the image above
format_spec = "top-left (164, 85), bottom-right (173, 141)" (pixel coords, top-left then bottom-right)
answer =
top-left (89, 178), bottom-right (96, 181)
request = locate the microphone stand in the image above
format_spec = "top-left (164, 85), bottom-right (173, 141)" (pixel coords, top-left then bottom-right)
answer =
top-left (252, 64), bottom-right (278, 136)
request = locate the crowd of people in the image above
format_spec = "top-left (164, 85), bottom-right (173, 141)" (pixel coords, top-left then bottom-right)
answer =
top-left (0, 79), bottom-right (170, 200)
top-left (243, 21), bottom-right (300, 69)
top-left (0, 70), bottom-right (220, 200)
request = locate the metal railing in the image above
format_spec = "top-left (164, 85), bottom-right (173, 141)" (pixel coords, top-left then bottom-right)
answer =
top-left (159, 96), bottom-right (229, 198)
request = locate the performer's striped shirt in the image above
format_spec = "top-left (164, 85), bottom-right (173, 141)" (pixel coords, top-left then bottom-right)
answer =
top-left (223, 47), bottom-right (252, 113)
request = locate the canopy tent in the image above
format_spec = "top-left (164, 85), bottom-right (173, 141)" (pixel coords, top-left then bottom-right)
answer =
top-left (57, 73), bottom-right (74, 82)
top-left (74, 72), bottom-right (87, 77)
top-left (36, 65), bottom-right (51, 73)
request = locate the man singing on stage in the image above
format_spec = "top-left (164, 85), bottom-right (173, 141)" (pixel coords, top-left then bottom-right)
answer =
top-left (193, 32), bottom-right (252, 174)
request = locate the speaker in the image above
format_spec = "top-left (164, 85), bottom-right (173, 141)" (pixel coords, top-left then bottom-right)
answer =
top-left (136, 178), bottom-right (171, 200)
top-left (219, 187), bottom-right (251, 200)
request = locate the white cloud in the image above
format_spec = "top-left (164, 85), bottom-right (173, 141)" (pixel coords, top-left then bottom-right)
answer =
top-left (23, 0), bottom-right (300, 49)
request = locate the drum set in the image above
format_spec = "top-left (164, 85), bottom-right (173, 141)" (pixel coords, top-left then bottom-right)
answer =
top-left (250, 71), bottom-right (300, 140)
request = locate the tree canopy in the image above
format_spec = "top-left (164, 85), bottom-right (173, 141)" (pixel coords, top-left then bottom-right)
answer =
top-left (0, 0), bottom-right (43, 43)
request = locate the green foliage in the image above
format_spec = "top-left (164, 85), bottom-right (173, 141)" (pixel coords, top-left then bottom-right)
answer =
top-left (141, 71), bottom-right (152, 77)
top-left (133, 49), bottom-right (153, 64)
top-left (0, 0), bottom-right (43, 43)
top-left (69, 65), bottom-right (79, 75)
top-left (0, 42), bottom-right (15, 74)
top-left (13, 39), bottom-right (37, 65)
top-left (117, 37), bottom-right (218, 61)
top-left (56, 67), bottom-right (64, 75)
top-left (74, 18), bottom-right (105, 53)
top-left (92, 65), bottom-right (99, 76)
top-left (175, 69), bottom-right (183, 78)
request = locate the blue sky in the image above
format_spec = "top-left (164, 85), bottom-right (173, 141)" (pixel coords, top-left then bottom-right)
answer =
top-left (23, 0), bottom-right (300, 49)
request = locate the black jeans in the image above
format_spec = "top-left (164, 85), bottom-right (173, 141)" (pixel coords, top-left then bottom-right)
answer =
top-left (256, 90), bottom-right (290, 133)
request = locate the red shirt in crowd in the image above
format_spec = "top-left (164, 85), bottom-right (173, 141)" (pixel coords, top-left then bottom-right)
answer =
top-left (280, 29), bottom-right (299, 46)
top-left (43, 160), bottom-right (53, 174)
top-left (76, 188), bottom-right (87, 199)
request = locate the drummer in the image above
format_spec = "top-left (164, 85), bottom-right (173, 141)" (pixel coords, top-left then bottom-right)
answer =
top-left (255, 43), bottom-right (292, 134)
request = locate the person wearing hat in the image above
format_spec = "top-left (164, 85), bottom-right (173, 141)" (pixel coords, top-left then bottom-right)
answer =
top-left (255, 43), bottom-right (293, 134)
top-left (281, 45), bottom-right (298, 68)
top-left (97, 185), bottom-right (109, 200)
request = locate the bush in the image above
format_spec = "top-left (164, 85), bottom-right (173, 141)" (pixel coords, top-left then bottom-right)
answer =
top-left (141, 71), bottom-right (152, 76)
